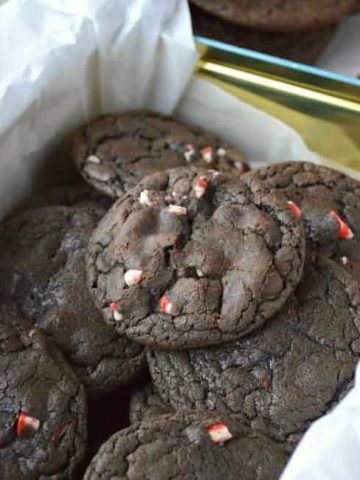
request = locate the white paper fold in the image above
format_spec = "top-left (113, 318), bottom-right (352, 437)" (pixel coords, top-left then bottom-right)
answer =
top-left (0, 3), bottom-right (359, 477)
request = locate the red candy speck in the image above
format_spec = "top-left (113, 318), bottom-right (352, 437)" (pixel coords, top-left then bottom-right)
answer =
top-left (160, 295), bottom-right (172, 314)
top-left (206, 422), bottom-right (233, 444)
top-left (15, 412), bottom-right (40, 438)
top-left (287, 201), bottom-right (302, 219)
top-left (328, 210), bottom-right (353, 240)
top-left (110, 302), bottom-right (117, 313)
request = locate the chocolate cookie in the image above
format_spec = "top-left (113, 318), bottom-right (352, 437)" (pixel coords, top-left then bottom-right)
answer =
top-left (0, 204), bottom-right (144, 393)
top-left (0, 310), bottom-right (87, 479)
top-left (73, 112), bottom-right (248, 199)
top-left (12, 183), bottom-right (113, 215)
top-left (84, 412), bottom-right (288, 479)
top-left (245, 161), bottom-right (360, 282)
top-left (129, 384), bottom-right (172, 424)
top-left (87, 167), bottom-right (305, 349)
top-left (190, 0), bottom-right (359, 32)
top-left (147, 254), bottom-right (360, 443)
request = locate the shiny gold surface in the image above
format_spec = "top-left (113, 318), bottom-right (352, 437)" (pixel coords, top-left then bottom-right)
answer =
top-left (195, 39), bottom-right (360, 171)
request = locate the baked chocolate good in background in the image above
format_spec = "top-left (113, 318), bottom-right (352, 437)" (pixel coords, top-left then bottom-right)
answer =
top-left (129, 383), bottom-right (172, 424)
top-left (0, 204), bottom-right (145, 393)
top-left (73, 111), bottom-right (248, 199)
top-left (147, 254), bottom-right (360, 445)
top-left (84, 411), bottom-right (288, 480)
top-left (87, 166), bottom-right (305, 349)
top-left (190, 0), bottom-right (359, 31)
top-left (0, 310), bottom-right (87, 479)
top-left (244, 161), bottom-right (360, 283)
top-left (190, 1), bottom-right (360, 64)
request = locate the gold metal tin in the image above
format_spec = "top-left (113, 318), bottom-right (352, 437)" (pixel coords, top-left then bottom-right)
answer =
top-left (195, 37), bottom-right (360, 171)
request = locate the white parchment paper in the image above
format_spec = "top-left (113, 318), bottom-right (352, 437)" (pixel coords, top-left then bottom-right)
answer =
top-left (0, 1), bottom-right (359, 478)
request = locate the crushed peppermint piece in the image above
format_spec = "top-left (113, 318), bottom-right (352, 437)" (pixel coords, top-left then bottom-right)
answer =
top-left (216, 147), bottom-right (226, 157)
top-left (160, 295), bottom-right (173, 314)
top-left (341, 256), bottom-right (349, 265)
top-left (87, 155), bottom-right (101, 164)
top-left (206, 422), bottom-right (233, 444)
top-left (184, 144), bottom-right (195, 162)
top-left (328, 210), bottom-right (353, 240)
top-left (110, 303), bottom-right (123, 321)
top-left (287, 201), bottom-right (302, 220)
top-left (196, 269), bottom-right (204, 277)
top-left (139, 190), bottom-right (155, 207)
top-left (194, 176), bottom-right (209, 199)
top-left (167, 205), bottom-right (187, 216)
top-left (15, 412), bottom-right (40, 438)
top-left (234, 161), bottom-right (244, 171)
top-left (124, 269), bottom-right (143, 287)
top-left (201, 146), bottom-right (213, 163)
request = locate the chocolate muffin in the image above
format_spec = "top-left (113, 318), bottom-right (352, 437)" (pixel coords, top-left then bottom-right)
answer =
top-left (0, 204), bottom-right (145, 393)
top-left (73, 111), bottom-right (248, 199)
top-left (0, 310), bottom-right (87, 479)
top-left (147, 254), bottom-right (360, 444)
top-left (87, 167), bottom-right (305, 349)
top-left (84, 412), bottom-right (288, 479)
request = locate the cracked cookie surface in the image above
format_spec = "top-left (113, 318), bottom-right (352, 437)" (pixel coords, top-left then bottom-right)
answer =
top-left (0, 311), bottom-right (87, 479)
top-left (129, 383), bottom-right (172, 424)
top-left (244, 161), bottom-right (360, 283)
top-left (87, 167), bottom-right (305, 349)
top-left (73, 111), bottom-right (248, 199)
top-left (84, 411), bottom-right (288, 480)
top-left (0, 204), bottom-right (144, 393)
top-left (147, 254), bottom-right (360, 444)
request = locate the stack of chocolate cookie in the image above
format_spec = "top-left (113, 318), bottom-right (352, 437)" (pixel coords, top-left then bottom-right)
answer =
top-left (0, 111), bottom-right (359, 479)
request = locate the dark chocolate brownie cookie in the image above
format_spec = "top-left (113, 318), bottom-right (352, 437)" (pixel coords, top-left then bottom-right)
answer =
top-left (129, 384), bottom-right (172, 424)
top-left (147, 253), bottom-right (360, 443)
top-left (87, 167), bottom-right (305, 349)
top-left (190, 0), bottom-right (360, 32)
top-left (84, 411), bottom-right (288, 479)
top-left (245, 161), bottom-right (360, 282)
top-left (0, 204), bottom-right (144, 393)
top-left (0, 311), bottom-right (87, 479)
top-left (73, 111), bottom-right (248, 199)
top-left (13, 183), bottom-right (113, 214)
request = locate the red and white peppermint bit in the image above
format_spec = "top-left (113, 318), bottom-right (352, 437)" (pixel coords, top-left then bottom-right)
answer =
top-left (201, 146), bottom-right (213, 163)
top-left (206, 422), bottom-right (233, 445)
top-left (194, 176), bottom-right (209, 199)
top-left (216, 147), bottom-right (226, 157)
top-left (87, 155), bottom-right (101, 164)
top-left (124, 269), bottom-right (143, 287)
top-left (139, 190), bottom-right (155, 207)
top-left (287, 201), bottom-right (302, 220)
top-left (341, 256), bottom-right (349, 265)
top-left (15, 412), bottom-right (40, 438)
top-left (328, 210), bottom-right (354, 240)
top-left (109, 303), bottom-right (123, 321)
top-left (160, 295), bottom-right (173, 314)
top-left (167, 205), bottom-right (187, 216)
top-left (184, 144), bottom-right (195, 162)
